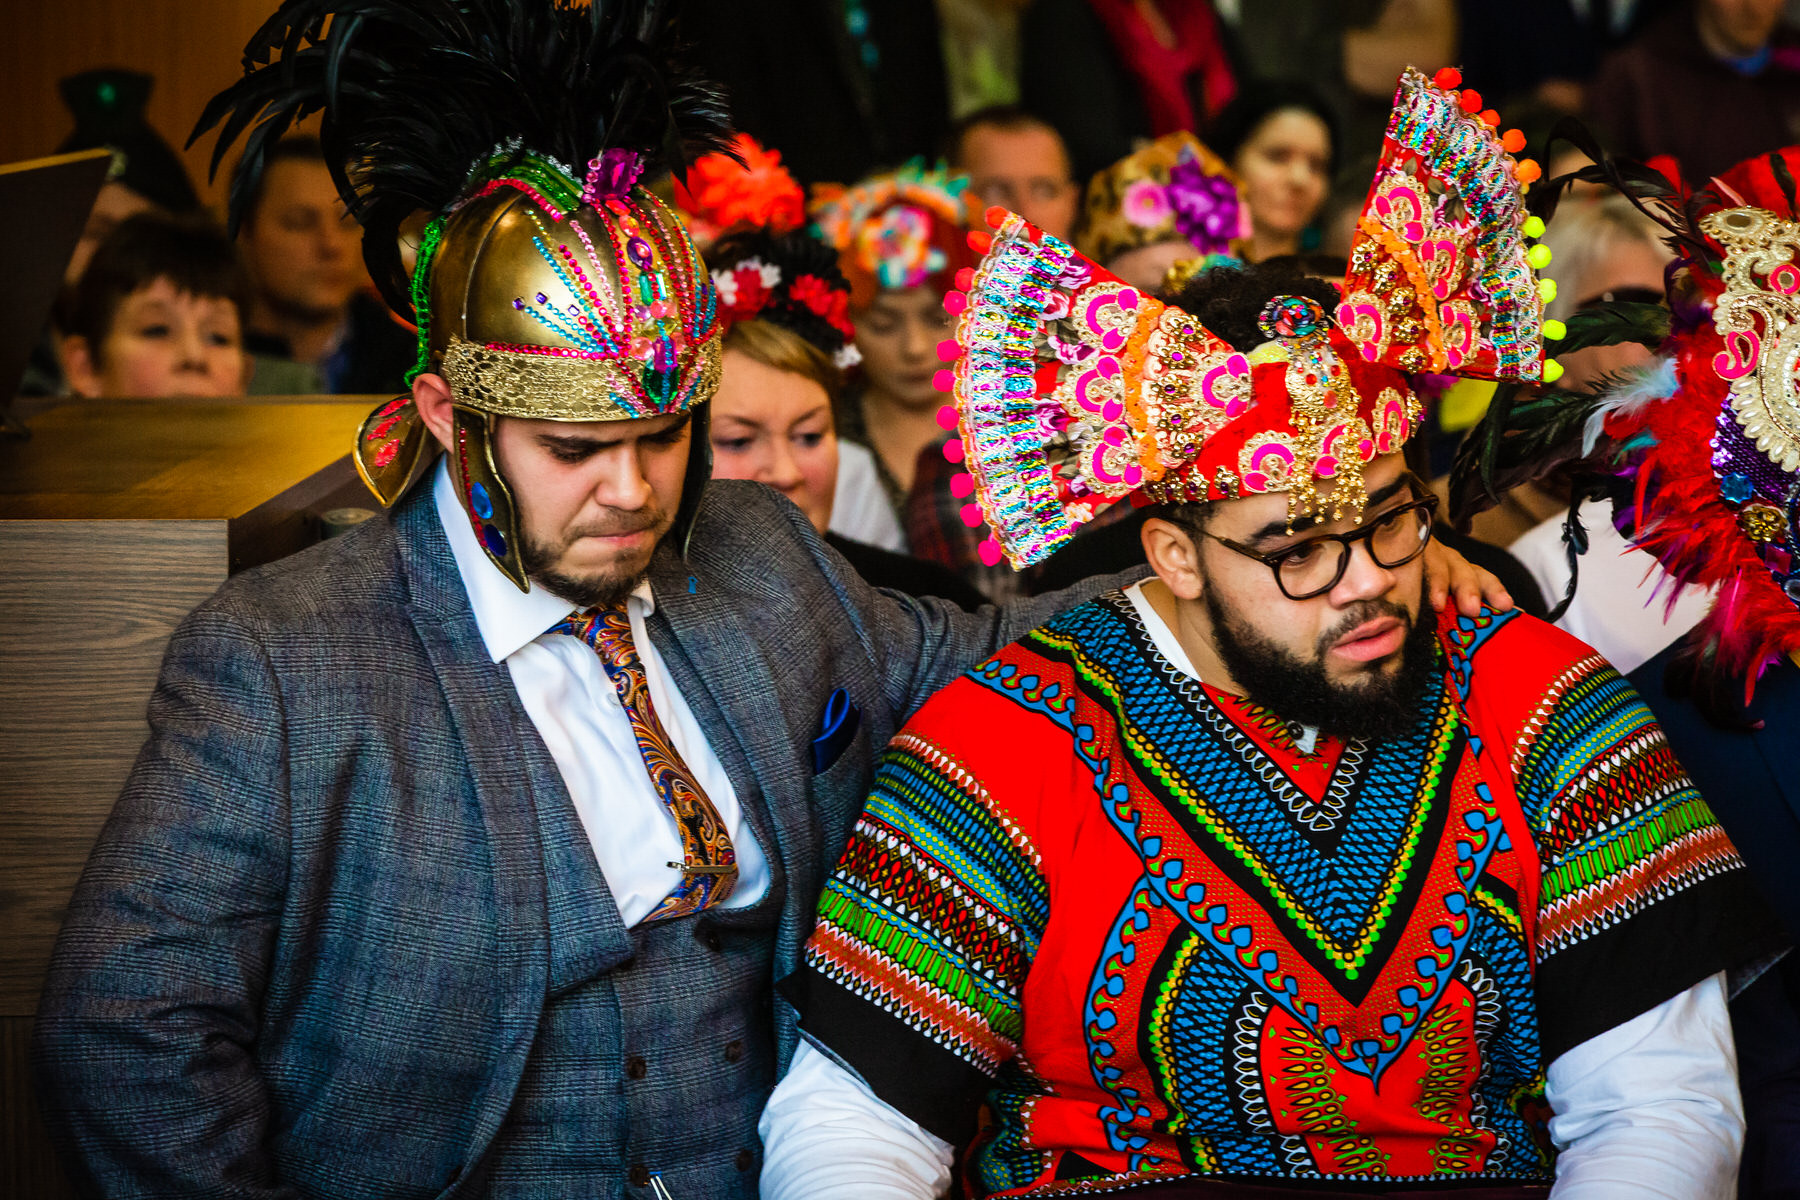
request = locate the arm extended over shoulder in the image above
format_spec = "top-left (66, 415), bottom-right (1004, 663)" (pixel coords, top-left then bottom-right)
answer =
top-left (772, 493), bottom-right (1144, 720)
top-left (33, 607), bottom-right (297, 1198)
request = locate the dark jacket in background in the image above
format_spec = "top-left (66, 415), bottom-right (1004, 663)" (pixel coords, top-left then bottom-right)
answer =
top-left (1587, 6), bottom-right (1800, 181)
top-left (1629, 649), bottom-right (1800, 1198)
top-left (680, 0), bottom-right (949, 185)
top-left (245, 292), bottom-right (416, 396)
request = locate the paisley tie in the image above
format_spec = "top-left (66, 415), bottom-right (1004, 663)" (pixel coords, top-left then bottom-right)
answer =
top-left (552, 604), bottom-right (738, 919)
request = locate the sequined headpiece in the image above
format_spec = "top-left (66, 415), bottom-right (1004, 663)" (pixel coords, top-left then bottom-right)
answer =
top-left (1076, 131), bottom-right (1249, 267)
top-left (943, 67), bottom-right (1547, 569)
top-left (193, 0), bottom-right (732, 589)
top-left (1462, 145), bottom-right (1800, 699)
top-left (810, 161), bottom-right (975, 308)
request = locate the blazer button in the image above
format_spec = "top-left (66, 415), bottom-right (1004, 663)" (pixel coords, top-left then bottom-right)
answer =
top-left (629, 1164), bottom-right (651, 1187)
top-left (723, 1039), bottom-right (744, 1063)
top-left (735, 1148), bottom-right (756, 1172)
top-left (701, 928), bottom-right (723, 952)
top-left (626, 1055), bottom-right (648, 1079)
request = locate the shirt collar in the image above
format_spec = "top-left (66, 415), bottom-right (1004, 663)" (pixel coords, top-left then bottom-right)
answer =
top-left (433, 458), bottom-right (656, 663)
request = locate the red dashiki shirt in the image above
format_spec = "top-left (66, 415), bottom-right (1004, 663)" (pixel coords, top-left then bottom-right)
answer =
top-left (785, 592), bottom-right (1774, 1196)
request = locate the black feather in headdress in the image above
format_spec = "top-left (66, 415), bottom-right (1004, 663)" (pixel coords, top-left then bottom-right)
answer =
top-left (191, 0), bottom-right (733, 316)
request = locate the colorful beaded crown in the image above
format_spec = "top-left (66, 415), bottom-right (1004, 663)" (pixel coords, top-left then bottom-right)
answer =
top-left (810, 161), bottom-right (975, 305)
top-left (1077, 131), bottom-right (1249, 267)
top-left (942, 68), bottom-right (1547, 570)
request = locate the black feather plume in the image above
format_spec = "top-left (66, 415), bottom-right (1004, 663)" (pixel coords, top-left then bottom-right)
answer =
top-left (191, 0), bottom-right (733, 315)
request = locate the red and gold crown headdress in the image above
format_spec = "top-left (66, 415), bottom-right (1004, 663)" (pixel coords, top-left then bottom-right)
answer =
top-left (941, 67), bottom-right (1550, 568)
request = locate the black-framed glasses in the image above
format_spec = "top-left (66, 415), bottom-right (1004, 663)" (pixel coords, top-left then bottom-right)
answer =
top-left (1203, 489), bottom-right (1439, 601)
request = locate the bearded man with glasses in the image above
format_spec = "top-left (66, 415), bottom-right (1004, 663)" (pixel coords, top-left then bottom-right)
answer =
top-left (758, 70), bottom-right (1781, 1198)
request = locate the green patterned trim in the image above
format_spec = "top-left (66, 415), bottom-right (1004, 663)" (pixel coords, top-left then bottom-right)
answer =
top-left (406, 216), bottom-right (446, 384)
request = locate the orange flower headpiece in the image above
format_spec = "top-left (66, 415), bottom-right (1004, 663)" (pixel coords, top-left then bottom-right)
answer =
top-left (942, 67), bottom-right (1548, 568)
top-left (673, 133), bottom-right (807, 247)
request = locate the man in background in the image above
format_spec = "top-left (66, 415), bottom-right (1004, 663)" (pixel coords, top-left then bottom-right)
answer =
top-left (946, 105), bottom-right (1080, 242)
top-left (234, 136), bottom-right (415, 394)
top-left (1588, 0), bottom-right (1800, 180)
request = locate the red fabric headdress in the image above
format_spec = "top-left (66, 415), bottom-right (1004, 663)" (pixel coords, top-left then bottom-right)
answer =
top-left (942, 67), bottom-right (1548, 569)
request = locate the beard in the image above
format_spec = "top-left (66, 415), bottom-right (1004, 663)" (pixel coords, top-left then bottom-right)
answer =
top-left (520, 507), bottom-right (667, 609)
top-left (1202, 577), bottom-right (1439, 743)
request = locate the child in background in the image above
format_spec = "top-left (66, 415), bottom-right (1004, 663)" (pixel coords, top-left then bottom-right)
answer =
top-left (58, 213), bottom-right (251, 400)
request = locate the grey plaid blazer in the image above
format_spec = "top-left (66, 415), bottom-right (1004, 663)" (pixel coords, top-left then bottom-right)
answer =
top-left (34, 479), bottom-right (1126, 1198)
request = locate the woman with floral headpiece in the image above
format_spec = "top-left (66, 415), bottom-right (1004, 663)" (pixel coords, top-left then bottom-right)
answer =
top-left (1075, 130), bottom-right (1250, 295)
top-left (706, 228), bottom-right (986, 609)
top-left (812, 164), bottom-right (995, 584)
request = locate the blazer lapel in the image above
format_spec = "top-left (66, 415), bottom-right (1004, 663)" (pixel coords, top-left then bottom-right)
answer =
top-left (644, 551), bottom-right (815, 912)
top-left (391, 490), bottom-right (633, 1186)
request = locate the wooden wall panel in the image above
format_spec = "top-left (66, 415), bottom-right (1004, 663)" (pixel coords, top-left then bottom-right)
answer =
top-left (0, 520), bottom-right (227, 1016)
top-left (0, 1), bottom-right (303, 212)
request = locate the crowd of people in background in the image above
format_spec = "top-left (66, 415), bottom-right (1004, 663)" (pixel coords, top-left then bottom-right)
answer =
top-left (24, 0), bottom-right (1800, 1194)
top-left (27, 0), bottom-right (1800, 625)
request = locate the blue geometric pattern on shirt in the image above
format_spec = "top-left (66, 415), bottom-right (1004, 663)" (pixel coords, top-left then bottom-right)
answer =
top-left (1012, 594), bottom-right (1451, 957)
top-left (1143, 929), bottom-right (1295, 1177)
top-left (1457, 925), bottom-right (1552, 1173)
top-left (1083, 880), bottom-right (1169, 1173)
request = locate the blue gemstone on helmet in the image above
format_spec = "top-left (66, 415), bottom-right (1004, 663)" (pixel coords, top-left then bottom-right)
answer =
top-left (482, 524), bottom-right (507, 557)
top-left (1721, 473), bottom-right (1756, 504)
top-left (470, 481), bottom-right (494, 519)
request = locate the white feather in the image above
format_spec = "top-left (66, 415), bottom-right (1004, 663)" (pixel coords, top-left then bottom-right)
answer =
top-left (1582, 354), bottom-right (1677, 455)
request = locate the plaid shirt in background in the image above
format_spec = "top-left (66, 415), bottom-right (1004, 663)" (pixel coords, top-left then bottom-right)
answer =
top-left (905, 434), bottom-right (1025, 604)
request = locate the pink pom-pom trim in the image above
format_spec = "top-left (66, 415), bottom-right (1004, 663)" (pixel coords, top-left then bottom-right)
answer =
top-left (978, 539), bottom-right (1004, 566)
top-left (950, 472), bottom-right (975, 498)
top-left (960, 503), bottom-right (984, 528)
top-left (936, 404), bottom-right (960, 430)
top-left (943, 439), bottom-right (965, 463)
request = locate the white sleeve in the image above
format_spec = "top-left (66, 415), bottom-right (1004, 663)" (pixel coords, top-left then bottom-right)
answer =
top-left (1546, 972), bottom-right (1743, 1199)
top-left (759, 1040), bottom-right (956, 1200)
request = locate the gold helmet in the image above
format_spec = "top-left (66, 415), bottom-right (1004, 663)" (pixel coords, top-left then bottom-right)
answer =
top-left (195, 0), bottom-right (731, 587)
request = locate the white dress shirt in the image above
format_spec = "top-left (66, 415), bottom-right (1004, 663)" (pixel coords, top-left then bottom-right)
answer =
top-left (1510, 500), bottom-right (1715, 677)
top-left (434, 461), bottom-right (769, 927)
top-left (759, 583), bottom-right (1743, 1199)
top-left (829, 440), bottom-right (908, 552)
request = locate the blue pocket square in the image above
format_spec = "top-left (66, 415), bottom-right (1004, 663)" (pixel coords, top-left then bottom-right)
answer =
top-left (810, 688), bottom-right (861, 774)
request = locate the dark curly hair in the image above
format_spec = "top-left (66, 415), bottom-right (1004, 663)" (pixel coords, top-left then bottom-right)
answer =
top-left (1166, 258), bottom-right (1341, 352)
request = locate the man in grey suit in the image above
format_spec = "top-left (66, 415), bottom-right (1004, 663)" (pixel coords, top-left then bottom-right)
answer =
top-left (37, 6), bottom-right (1117, 1196)
top-left (31, 4), bottom-right (1503, 1197)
